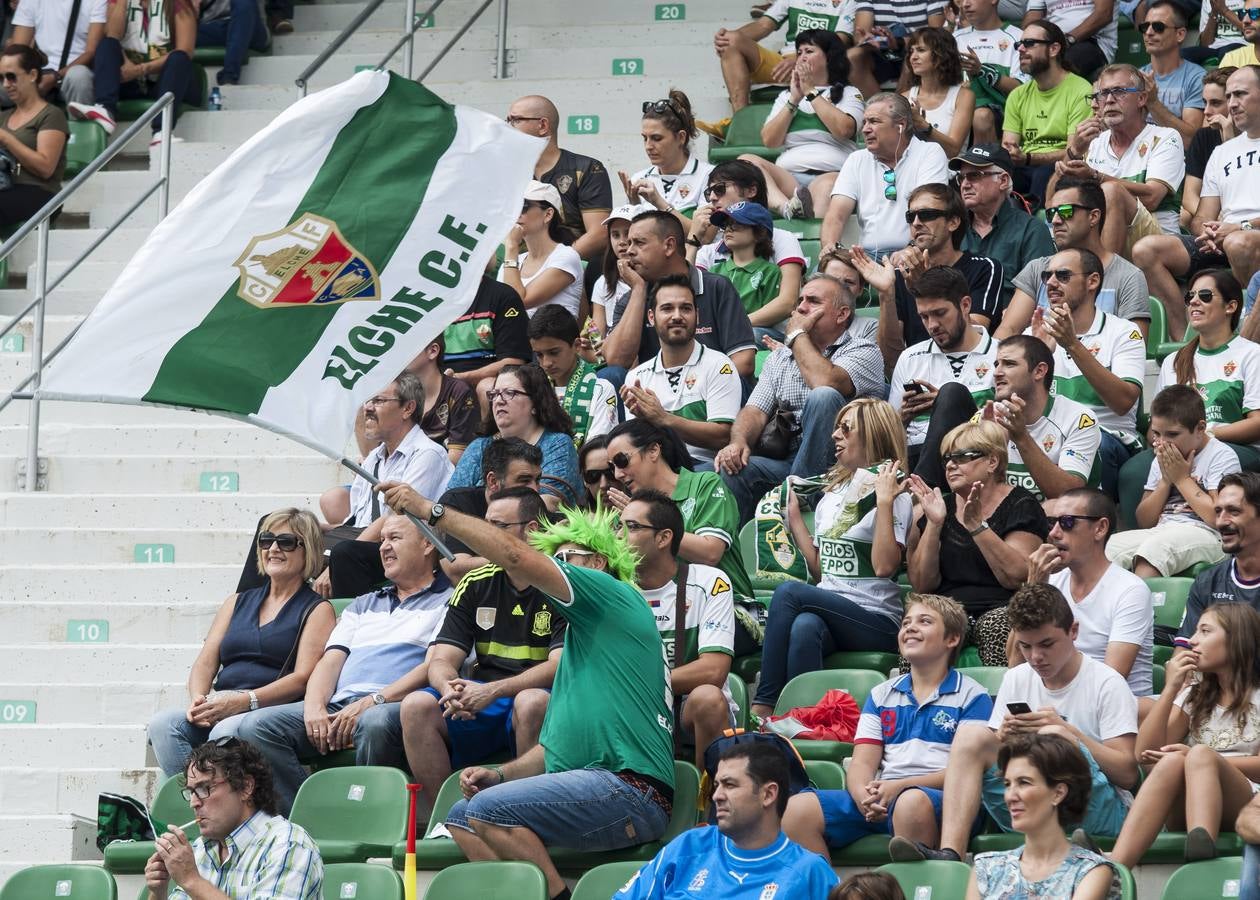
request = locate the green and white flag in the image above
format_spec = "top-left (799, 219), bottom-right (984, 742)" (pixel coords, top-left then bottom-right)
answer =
top-left (40, 71), bottom-right (542, 454)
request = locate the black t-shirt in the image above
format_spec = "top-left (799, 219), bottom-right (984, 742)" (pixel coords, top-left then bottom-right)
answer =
top-left (895, 252), bottom-right (1006, 346)
top-left (539, 148), bottom-right (614, 242)
top-left (919, 486), bottom-right (1050, 616)
top-left (1179, 558), bottom-right (1260, 638)
top-left (637, 267), bottom-right (757, 365)
top-left (421, 375), bottom-right (478, 451)
top-left (1186, 126), bottom-right (1224, 182)
top-left (437, 485), bottom-right (488, 557)
top-left (443, 277), bottom-right (531, 374)
top-left (432, 566), bottom-right (567, 682)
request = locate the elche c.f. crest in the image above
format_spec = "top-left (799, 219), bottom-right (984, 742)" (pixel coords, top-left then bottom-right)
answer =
top-left (234, 213), bottom-right (381, 309)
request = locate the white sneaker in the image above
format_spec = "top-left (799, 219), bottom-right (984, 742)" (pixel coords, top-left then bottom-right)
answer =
top-left (67, 102), bottom-right (116, 135)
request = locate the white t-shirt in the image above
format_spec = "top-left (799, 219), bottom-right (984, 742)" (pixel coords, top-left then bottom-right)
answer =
top-left (13, 0), bottom-right (108, 64)
top-left (890, 329), bottom-right (998, 447)
top-left (954, 24), bottom-right (1027, 106)
top-left (631, 155), bottom-right (714, 214)
top-left (763, 0), bottom-right (861, 50)
top-left (1084, 124), bottom-right (1185, 234)
top-left (641, 562), bottom-right (737, 714)
top-left (500, 244), bottom-right (584, 319)
top-left (626, 343), bottom-right (742, 467)
top-left (1202, 133), bottom-right (1260, 223)
top-left (990, 655), bottom-right (1139, 744)
top-left (593, 275), bottom-right (630, 331)
top-left (1144, 436), bottom-right (1240, 527)
top-left (1174, 682), bottom-right (1260, 755)
top-left (1157, 336), bottom-right (1260, 445)
top-left (696, 227), bottom-right (807, 270)
top-left (1042, 309), bottom-right (1146, 445)
top-left (813, 471), bottom-right (913, 622)
top-left (1049, 564), bottom-right (1154, 696)
top-left (906, 84), bottom-right (966, 150)
top-left (1006, 393), bottom-right (1102, 500)
top-left (1201, 0), bottom-right (1247, 48)
top-left (831, 138), bottom-right (951, 253)
top-left (767, 86), bottom-right (867, 173)
top-left (1025, 0), bottom-right (1118, 59)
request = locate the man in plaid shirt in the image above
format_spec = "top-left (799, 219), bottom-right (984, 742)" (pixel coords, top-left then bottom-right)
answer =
top-left (145, 738), bottom-right (322, 900)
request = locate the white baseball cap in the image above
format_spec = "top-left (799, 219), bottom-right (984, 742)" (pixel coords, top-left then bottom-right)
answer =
top-left (602, 203), bottom-right (645, 225)
top-left (523, 180), bottom-right (564, 211)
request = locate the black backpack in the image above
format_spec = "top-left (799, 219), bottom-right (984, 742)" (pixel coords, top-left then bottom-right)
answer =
top-left (699, 728), bottom-right (811, 824)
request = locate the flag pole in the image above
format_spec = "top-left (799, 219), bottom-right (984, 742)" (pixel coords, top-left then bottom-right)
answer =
top-left (339, 456), bottom-right (455, 560)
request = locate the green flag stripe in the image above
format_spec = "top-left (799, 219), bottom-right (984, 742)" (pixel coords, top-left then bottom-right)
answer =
top-left (144, 77), bottom-right (458, 413)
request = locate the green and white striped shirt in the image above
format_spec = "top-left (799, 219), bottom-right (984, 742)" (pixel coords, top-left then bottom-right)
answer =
top-left (168, 811), bottom-right (323, 900)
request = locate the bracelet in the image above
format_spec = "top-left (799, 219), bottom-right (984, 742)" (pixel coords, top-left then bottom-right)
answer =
top-left (686, 236), bottom-right (704, 248)
top-left (968, 521), bottom-right (991, 537)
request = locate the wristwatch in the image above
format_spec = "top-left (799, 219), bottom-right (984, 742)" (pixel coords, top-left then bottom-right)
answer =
top-left (371, 692), bottom-right (387, 706)
top-left (1244, 221), bottom-right (1255, 231)
top-left (428, 502), bottom-right (446, 526)
top-left (248, 690), bottom-right (259, 711)
top-left (804, 90), bottom-right (819, 102)
top-left (968, 521), bottom-right (991, 537)
top-left (502, 259), bottom-right (520, 269)
top-left (784, 328), bottom-right (807, 348)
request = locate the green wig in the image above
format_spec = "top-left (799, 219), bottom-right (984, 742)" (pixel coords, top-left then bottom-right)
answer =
top-left (528, 503), bottom-right (641, 585)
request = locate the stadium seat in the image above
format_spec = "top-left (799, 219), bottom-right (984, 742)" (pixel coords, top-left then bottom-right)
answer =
top-left (1114, 20), bottom-right (1148, 67)
top-left (116, 65), bottom-right (209, 119)
top-left (65, 120), bottom-right (108, 180)
top-left (1162, 857), bottom-right (1244, 899)
top-left (1115, 861), bottom-right (1138, 900)
top-left (0, 864), bottom-right (117, 900)
top-left (330, 597), bottom-right (355, 616)
top-left (1147, 296), bottom-right (1189, 361)
top-left (774, 669), bottom-right (885, 763)
top-left (104, 776), bottom-right (197, 874)
top-left (323, 862), bottom-right (404, 900)
top-left (1152, 663), bottom-right (1165, 694)
top-left (423, 861), bottom-right (548, 900)
top-left (571, 861), bottom-right (643, 900)
top-left (805, 759), bottom-right (846, 790)
top-left (958, 666), bottom-right (1007, 697)
top-left (971, 831), bottom-right (1244, 862)
top-left (772, 218), bottom-right (823, 240)
top-left (831, 834), bottom-right (894, 865)
top-left (878, 860), bottom-right (972, 898)
top-left (727, 672), bottom-right (751, 730)
top-left (289, 766), bottom-right (410, 863)
top-left (799, 239), bottom-right (820, 270)
top-left (754, 349), bottom-right (770, 378)
top-left (824, 651), bottom-right (899, 674)
top-left (1146, 576), bottom-right (1192, 665)
top-left (707, 104), bottom-right (779, 163)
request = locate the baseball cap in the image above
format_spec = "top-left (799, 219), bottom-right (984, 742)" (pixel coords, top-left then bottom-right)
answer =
top-left (602, 203), bottom-right (645, 225)
top-left (948, 144), bottom-right (1014, 176)
top-left (523, 180), bottom-right (564, 211)
top-left (710, 200), bottom-right (774, 231)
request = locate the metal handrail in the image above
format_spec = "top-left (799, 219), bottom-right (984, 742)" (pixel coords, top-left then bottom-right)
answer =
top-left (0, 92), bottom-right (174, 490)
top-left (295, 0), bottom-right (392, 95)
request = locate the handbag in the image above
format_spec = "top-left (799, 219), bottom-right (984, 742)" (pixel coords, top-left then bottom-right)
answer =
top-left (752, 403), bottom-right (799, 460)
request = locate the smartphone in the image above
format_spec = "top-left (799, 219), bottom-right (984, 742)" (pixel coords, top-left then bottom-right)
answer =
top-left (903, 381), bottom-right (927, 395)
top-left (1006, 702), bottom-right (1033, 715)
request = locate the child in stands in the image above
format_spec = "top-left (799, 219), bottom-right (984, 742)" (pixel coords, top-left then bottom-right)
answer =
top-left (708, 201), bottom-right (784, 343)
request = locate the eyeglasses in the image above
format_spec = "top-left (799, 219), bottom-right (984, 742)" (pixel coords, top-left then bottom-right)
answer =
top-left (904, 208), bottom-right (950, 224)
top-left (258, 532), bottom-right (303, 552)
top-left (1013, 37), bottom-right (1053, 49)
top-left (1245, 7), bottom-right (1260, 20)
top-left (1087, 86), bottom-right (1143, 103)
top-left (958, 170), bottom-right (1004, 183)
top-left (1137, 20), bottom-right (1171, 32)
top-left (1047, 514), bottom-right (1103, 531)
top-left (943, 449), bottom-right (987, 465)
top-left (505, 114), bottom-right (544, 126)
top-left (1038, 268), bottom-right (1082, 284)
top-left (487, 388), bottom-right (529, 403)
top-left (621, 520), bottom-right (663, 533)
top-left (364, 396), bottom-right (402, 408)
top-left (704, 182), bottom-right (730, 200)
top-left (555, 548), bottom-right (598, 563)
top-left (181, 779), bottom-right (228, 803)
top-left (583, 467), bottom-right (614, 484)
top-left (610, 450), bottom-right (640, 470)
top-left (489, 518), bottom-right (532, 529)
top-left (882, 169), bottom-right (897, 201)
top-left (643, 98), bottom-right (685, 119)
top-left (1046, 203), bottom-right (1091, 222)
top-left (1184, 288), bottom-right (1217, 305)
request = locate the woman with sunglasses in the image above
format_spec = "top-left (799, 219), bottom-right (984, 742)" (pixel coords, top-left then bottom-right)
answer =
top-left (578, 435), bottom-right (626, 509)
top-left (619, 89), bottom-right (713, 226)
top-left (750, 399), bottom-right (914, 720)
top-left (147, 509), bottom-right (334, 776)
top-left (907, 420), bottom-right (1050, 665)
top-left (738, 29), bottom-right (864, 223)
top-left (0, 45), bottom-right (67, 227)
top-left (500, 180), bottom-right (583, 319)
top-left (447, 363), bottom-right (582, 510)
top-left (903, 27), bottom-right (975, 160)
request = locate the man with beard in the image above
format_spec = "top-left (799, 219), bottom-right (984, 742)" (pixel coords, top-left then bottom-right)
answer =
top-left (624, 275), bottom-right (742, 470)
top-left (1177, 471), bottom-right (1260, 638)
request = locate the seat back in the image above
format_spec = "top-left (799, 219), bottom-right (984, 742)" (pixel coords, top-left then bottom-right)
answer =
top-left (1146, 296), bottom-right (1168, 359)
top-left (65, 120), bottom-right (108, 180)
top-left (152, 775), bottom-right (199, 841)
top-left (290, 766), bottom-right (409, 847)
top-left (878, 860), bottom-right (972, 899)
top-left (423, 861), bottom-right (548, 900)
top-left (1114, 862), bottom-right (1138, 900)
top-left (571, 861), bottom-right (644, 900)
top-left (805, 759), bottom-right (846, 790)
top-left (323, 862), bottom-right (404, 900)
top-left (1161, 858), bottom-right (1243, 899)
top-left (727, 672), bottom-right (750, 731)
top-left (774, 669), bottom-right (886, 716)
top-left (663, 760), bottom-right (701, 840)
top-left (1, 865), bottom-right (117, 900)
top-left (1145, 576), bottom-right (1193, 632)
top-left (957, 666), bottom-right (1008, 697)
top-left (708, 104), bottom-right (776, 162)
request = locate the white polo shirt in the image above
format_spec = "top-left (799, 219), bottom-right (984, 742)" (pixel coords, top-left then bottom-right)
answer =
top-left (626, 342), bottom-right (742, 467)
top-left (631, 154), bottom-right (715, 214)
top-left (889, 329), bottom-right (998, 447)
top-left (1041, 309), bottom-right (1145, 445)
top-left (831, 138), bottom-right (951, 253)
top-left (1084, 124), bottom-right (1184, 233)
top-left (1006, 393), bottom-right (1101, 499)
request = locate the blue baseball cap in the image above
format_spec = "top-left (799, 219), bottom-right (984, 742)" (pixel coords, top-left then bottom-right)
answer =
top-left (710, 200), bottom-right (774, 231)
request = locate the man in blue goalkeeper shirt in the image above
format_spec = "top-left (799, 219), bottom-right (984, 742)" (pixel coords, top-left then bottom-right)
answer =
top-left (616, 741), bottom-right (837, 898)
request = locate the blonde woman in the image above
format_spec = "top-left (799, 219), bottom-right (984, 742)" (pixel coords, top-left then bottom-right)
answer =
top-left (147, 509), bottom-right (335, 775)
top-left (750, 399), bottom-right (912, 719)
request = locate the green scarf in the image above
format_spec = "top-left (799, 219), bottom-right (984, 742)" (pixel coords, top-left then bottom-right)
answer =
top-left (559, 360), bottom-right (599, 445)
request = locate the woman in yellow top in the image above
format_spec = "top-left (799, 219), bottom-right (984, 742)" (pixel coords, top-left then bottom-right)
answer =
top-left (0, 44), bottom-right (68, 227)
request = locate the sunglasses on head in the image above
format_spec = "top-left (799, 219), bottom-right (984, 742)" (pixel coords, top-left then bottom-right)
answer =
top-left (1137, 19), bottom-right (1172, 32)
top-left (1038, 268), bottom-right (1082, 284)
top-left (883, 169), bottom-right (897, 201)
top-left (1185, 288), bottom-right (1218, 305)
top-left (258, 532), bottom-right (302, 551)
top-left (904, 207), bottom-right (950, 224)
top-left (1047, 514), bottom-right (1103, 531)
top-left (943, 449), bottom-right (986, 465)
top-left (643, 98), bottom-right (685, 119)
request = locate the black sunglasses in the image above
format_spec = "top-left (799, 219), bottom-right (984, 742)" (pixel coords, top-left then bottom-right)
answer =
top-left (610, 450), bottom-right (639, 470)
top-left (1039, 268), bottom-right (1082, 284)
top-left (704, 182), bottom-right (730, 200)
top-left (1184, 288), bottom-right (1217, 305)
top-left (643, 98), bottom-right (685, 119)
top-left (943, 449), bottom-right (987, 465)
top-left (582, 467), bottom-right (613, 484)
top-left (1137, 20), bottom-right (1172, 32)
top-left (1047, 514), bottom-right (1103, 531)
top-left (1014, 37), bottom-right (1053, 49)
top-left (258, 531), bottom-right (303, 551)
top-left (0, 73), bottom-right (19, 84)
top-left (904, 208), bottom-right (950, 224)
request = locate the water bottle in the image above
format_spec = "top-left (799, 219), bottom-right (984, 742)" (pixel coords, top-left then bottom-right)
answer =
top-left (209, 87), bottom-right (222, 111)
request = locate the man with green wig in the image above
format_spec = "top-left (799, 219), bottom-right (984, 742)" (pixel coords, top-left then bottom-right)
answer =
top-left (377, 480), bottom-right (675, 900)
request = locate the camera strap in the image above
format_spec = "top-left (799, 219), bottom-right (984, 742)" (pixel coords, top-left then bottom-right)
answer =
top-left (60, 0), bottom-right (85, 73)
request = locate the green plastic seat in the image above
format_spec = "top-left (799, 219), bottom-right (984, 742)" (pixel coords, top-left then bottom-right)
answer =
top-left (571, 861), bottom-right (643, 900)
top-left (775, 669), bottom-right (885, 763)
top-left (423, 861), bottom-right (547, 900)
top-left (708, 104), bottom-right (780, 163)
top-left (323, 862), bottom-right (404, 900)
top-left (878, 860), bottom-right (972, 898)
top-left (799, 238), bottom-right (820, 271)
top-left (957, 646), bottom-right (983, 668)
top-left (824, 651), bottom-right (898, 674)
top-left (1114, 862), bottom-right (1138, 900)
top-left (193, 46), bottom-right (228, 66)
top-left (1, 865), bottom-right (117, 900)
top-left (330, 597), bottom-right (355, 616)
top-left (805, 759), bottom-right (846, 790)
top-left (1162, 857), bottom-right (1244, 899)
top-left (754, 349), bottom-right (770, 378)
top-left (1152, 663), bottom-right (1166, 693)
top-left (772, 218), bottom-right (823, 240)
top-left (116, 65), bottom-right (208, 119)
top-left (65, 119), bottom-right (107, 180)
top-left (727, 672), bottom-right (750, 730)
top-left (732, 652), bottom-right (761, 685)
top-left (1114, 20), bottom-right (1149, 68)
top-left (1147, 576), bottom-right (1192, 635)
top-left (830, 833), bottom-right (893, 865)
top-left (104, 776), bottom-right (198, 874)
top-left (290, 766), bottom-right (409, 863)
top-left (957, 665), bottom-right (1007, 697)
top-left (856, 306), bottom-right (880, 319)
top-left (971, 831), bottom-right (1243, 863)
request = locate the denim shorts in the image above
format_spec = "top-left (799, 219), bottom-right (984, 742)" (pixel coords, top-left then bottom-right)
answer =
top-left (813, 786), bottom-right (955, 848)
top-left (420, 686), bottom-right (515, 769)
top-left (445, 768), bottom-right (671, 852)
top-left (982, 741), bottom-right (1130, 837)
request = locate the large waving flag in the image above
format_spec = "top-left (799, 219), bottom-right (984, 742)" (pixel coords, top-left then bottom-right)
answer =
top-left (40, 71), bottom-right (542, 455)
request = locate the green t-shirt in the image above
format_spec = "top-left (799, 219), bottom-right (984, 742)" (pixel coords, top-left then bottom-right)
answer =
top-left (710, 257), bottom-right (783, 318)
top-left (673, 467), bottom-right (755, 601)
top-left (1003, 72), bottom-right (1093, 155)
top-left (540, 560), bottom-right (676, 788)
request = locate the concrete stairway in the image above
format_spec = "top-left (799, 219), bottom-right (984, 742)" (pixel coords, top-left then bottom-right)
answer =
top-left (0, 0), bottom-right (735, 883)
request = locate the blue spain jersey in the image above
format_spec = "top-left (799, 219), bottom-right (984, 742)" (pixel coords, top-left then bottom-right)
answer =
top-left (617, 827), bottom-right (837, 899)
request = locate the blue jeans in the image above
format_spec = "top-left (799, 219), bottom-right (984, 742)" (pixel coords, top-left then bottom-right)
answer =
top-left (722, 385), bottom-right (849, 525)
top-left (1098, 430), bottom-right (1136, 500)
top-left (982, 742), bottom-right (1129, 837)
top-left (235, 698), bottom-right (405, 816)
top-left (198, 0), bottom-right (270, 83)
top-left (148, 706), bottom-right (248, 777)
top-left (1243, 842), bottom-right (1260, 900)
top-left (92, 38), bottom-right (200, 133)
top-left (446, 768), bottom-right (670, 851)
top-left (753, 580), bottom-right (901, 708)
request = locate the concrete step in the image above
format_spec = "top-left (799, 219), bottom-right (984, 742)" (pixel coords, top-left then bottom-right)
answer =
top-left (0, 684), bottom-right (189, 726)
top-left (0, 420), bottom-right (330, 452)
top-left (0, 493), bottom-right (323, 528)
top-left (301, 0), bottom-right (735, 30)
top-left (0, 600), bottom-right (219, 645)
top-left (0, 288), bottom-right (101, 317)
top-left (0, 815), bottom-right (100, 862)
top-left (0, 563), bottom-right (239, 602)
top-left (0, 768), bottom-right (161, 817)
top-left (0, 725), bottom-right (149, 770)
top-left (0, 526), bottom-right (253, 564)
top-left (0, 646), bottom-right (197, 685)
top-left (1, 454), bottom-right (342, 494)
